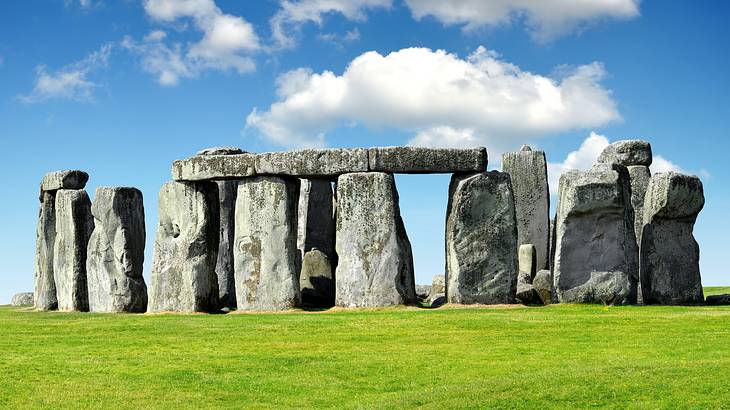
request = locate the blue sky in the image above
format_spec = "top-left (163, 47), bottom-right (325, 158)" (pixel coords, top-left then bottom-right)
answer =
top-left (0, 0), bottom-right (728, 303)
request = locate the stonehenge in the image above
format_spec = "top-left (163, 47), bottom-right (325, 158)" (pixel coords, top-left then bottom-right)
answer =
top-left (30, 141), bottom-right (708, 313)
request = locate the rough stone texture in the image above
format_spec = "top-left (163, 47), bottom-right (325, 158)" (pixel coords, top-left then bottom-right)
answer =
top-left (196, 146), bottom-right (244, 156)
top-left (502, 148), bottom-right (550, 270)
top-left (597, 140), bottom-right (653, 167)
top-left (553, 164), bottom-right (638, 305)
top-left (334, 172), bottom-right (417, 307)
top-left (416, 285), bottom-right (432, 299)
top-left (518, 244), bottom-right (537, 284)
top-left (533, 270), bottom-right (553, 305)
top-left (297, 179), bottom-right (335, 262)
top-left (215, 180), bottom-right (238, 309)
top-left (706, 294), bottom-right (730, 306)
top-left (300, 249), bottom-right (335, 307)
top-left (11, 292), bottom-right (34, 307)
top-left (628, 166), bottom-right (651, 243)
top-left (41, 170), bottom-right (89, 192)
top-left (172, 154), bottom-right (256, 181)
top-left (429, 294), bottom-right (446, 308)
top-left (445, 171), bottom-right (518, 305)
top-left (431, 274), bottom-right (445, 295)
top-left (235, 176), bottom-right (300, 311)
top-left (53, 189), bottom-right (94, 312)
top-left (34, 191), bottom-right (57, 310)
top-left (367, 146), bottom-right (487, 174)
top-left (516, 283), bottom-right (541, 305)
top-left (149, 181), bottom-right (220, 312)
top-left (549, 216), bottom-right (556, 271)
top-left (256, 149), bottom-right (368, 178)
top-left (86, 187), bottom-right (147, 313)
top-left (640, 172), bottom-right (705, 305)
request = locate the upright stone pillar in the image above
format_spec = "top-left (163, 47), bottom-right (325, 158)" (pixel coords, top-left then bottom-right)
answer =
top-left (335, 172), bottom-right (416, 307)
top-left (640, 172), bottom-right (705, 305)
top-left (53, 189), bottom-right (94, 311)
top-left (298, 179), bottom-right (335, 307)
top-left (553, 164), bottom-right (638, 305)
top-left (502, 146), bottom-right (550, 270)
top-left (445, 171), bottom-right (518, 305)
top-left (86, 187), bottom-right (147, 313)
top-left (518, 244), bottom-right (537, 284)
top-left (149, 181), bottom-right (219, 313)
top-left (235, 176), bottom-right (300, 310)
top-left (34, 191), bottom-right (57, 310)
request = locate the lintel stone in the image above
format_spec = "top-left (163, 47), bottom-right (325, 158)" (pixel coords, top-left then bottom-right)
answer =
top-left (368, 146), bottom-right (487, 174)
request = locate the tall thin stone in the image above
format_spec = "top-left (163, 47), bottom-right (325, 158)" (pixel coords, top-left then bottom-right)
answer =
top-left (34, 191), bottom-right (57, 310)
top-left (216, 180), bottom-right (238, 309)
top-left (149, 181), bottom-right (220, 313)
top-left (518, 244), bottom-right (537, 284)
top-left (445, 171), bottom-right (518, 305)
top-left (627, 165), bottom-right (651, 243)
top-left (640, 172), bottom-right (705, 305)
top-left (234, 176), bottom-right (300, 310)
top-left (53, 189), bottom-right (94, 311)
top-left (297, 179), bottom-right (335, 260)
top-left (335, 172), bottom-right (417, 307)
top-left (86, 187), bottom-right (147, 313)
top-left (502, 146), bottom-right (550, 271)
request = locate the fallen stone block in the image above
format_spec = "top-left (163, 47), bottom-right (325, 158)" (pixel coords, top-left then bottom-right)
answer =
top-left (597, 140), bottom-right (652, 167)
top-left (516, 283), bottom-right (542, 305)
top-left (533, 269), bottom-right (553, 305)
top-left (367, 146), bottom-right (487, 174)
top-left (256, 148), bottom-right (368, 178)
top-left (445, 171), bottom-right (518, 305)
top-left (172, 154), bottom-right (256, 181)
top-left (300, 249), bottom-right (335, 308)
top-left (11, 292), bottom-right (34, 307)
top-left (41, 170), bottom-right (89, 192)
top-left (706, 294), bottom-right (730, 306)
top-left (34, 191), bottom-right (57, 311)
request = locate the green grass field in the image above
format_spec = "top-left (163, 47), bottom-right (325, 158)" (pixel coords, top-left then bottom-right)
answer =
top-left (2, 290), bottom-right (730, 409)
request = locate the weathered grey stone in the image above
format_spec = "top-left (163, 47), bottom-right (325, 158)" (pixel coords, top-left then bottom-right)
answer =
top-left (518, 244), bottom-right (537, 284)
top-left (86, 187), bottom-right (147, 313)
top-left (255, 149), bottom-right (368, 178)
top-left (367, 146), bottom-right (487, 174)
top-left (553, 164), bottom-right (638, 305)
top-left (149, 181), bottom-right (220, 312)
top-left (40, 170), bottom-right (89, 192)
top-left (429, 294), bottom-right (446, 308)
top-left (628, 166), bottom-right (651, 243)
top-left (11, 292), bottom-right (34, 307)
top-left (416, 285), bottom-right (432, 299)
top-left (34, 191), bottom-right (57, 310)
top-left (431, 274), bottom-right (445, 296)
top-left (706, 294), bottom-right (730, 306)
top-left (445, 171), bottom-right (518, 305)
top-left (549, 216), bottom-right (556, 271)
top-left (502, 148), bottom-right (550, 270)
top-left (640, 172), bottom-right (704, 305)
top-left (533, 270), bottom-right (552, 305)
top-left (516, 283), bottom-right (541, 305)
top-left (215, 180), bottom-right (238, 309)
top-left (172, 154), bottom-right (256, 181)
top-left (334, 172), bottom-right (417, 307)
top-left (235, 176), bottom-right (300, 310)
top-left (53, 189), bottom-right (94, 312)
top-left (300, 249), bottom-right (334, 307)
top-left (297, 179), bottom-right (335, 261)
top-left (196, 146), bottom-right (245, 156)
top-left (597, 140), bottom-right (653, 167)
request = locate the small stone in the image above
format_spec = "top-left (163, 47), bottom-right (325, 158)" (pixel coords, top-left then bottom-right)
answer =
top-left (516, 282), bottom-right (541, 305)
top-left (518, 244), bottom-right (537, 284)
top-left (367, 147), bottom-right (487, 174)
top-left (148, 181), bottom-right (220, 313)
top-left (235, 176), bottom-right (300, 311)
top-left (416, 285), bottom-right (432, 299)
top-left (53, 189), bottom-right (94, 312)
top-left (445, 171), bottom-right (518, 305)
top-left (300, 249), bottom-right (335, 307)
top-left (34, 191), bottom-right (57, 311)
top-left (533, 270), bottom-right (553, 305)
top-left (196, 146), bottom-right (245, 156)
top-left (256, 148), bottom-right (368, 178)
top-left (431, 274), bottom-right (445, 296)
top-left (597, 140), bottom-right (653, 167)
top-left (86, 187), bottom-right (147, 313)
top-left (40, 170), bottom-right (89, 192)
top-left (172, 154), bottom-right (256, 181)
top-left (11, 292), bottom-right (34, 307)
top-left (706, 294), bottom-right (730, 306)
top-left (334, 172), bottom-right (417, 307)
top-left (429, 294), bottom-right (446, 308)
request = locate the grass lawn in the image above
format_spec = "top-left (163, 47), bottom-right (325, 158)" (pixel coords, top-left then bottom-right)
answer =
top-left (2, 293), bottom-right (730, 408)
top-left (703, 286), bottom-right (730, 297)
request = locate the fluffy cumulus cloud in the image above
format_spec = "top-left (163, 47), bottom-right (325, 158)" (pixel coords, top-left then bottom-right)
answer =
top-left (404, 0), bottom-right (640, 41)
top-left (270, 0), bottom-right (391, 48)
top-left (19, 44), bottom-right (112, 103)
top-left (124, 0), bottom-right (260, 85)
top-left (246, 46), bottom-right (620, 148)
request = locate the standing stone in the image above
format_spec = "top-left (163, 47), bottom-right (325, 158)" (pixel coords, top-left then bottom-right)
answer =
top-left (149, 181), bottom-right (220, 313)
top-left (34, 191), bottom-right (57, 310)
top-left (518, 244), bottom-right (537, 284)
top-left (553, 164), bottom-right (638, 305)
top-left (300, 249), bottom-right (335, 307)
top-left (502, 146), bottom-right (550, 271)
top-left (235, 176), bottom-right (300, 311)
top-left (533, 270), bottom-right (553, 305)
top-left (53, 189), bottom-right (94, 311)
top-left (431, 274), bottom-right (445, 295)
top-left (640, 172), bottom-right (704, 305)
top-left (335, 172), bottom-right (417, 307)
top-left (297, 179), bottom-right (335, 261)
top-left (86, 187), bottom-right (147, 313)
top-left (215, 180), bottom-right (238, 309)
top-left (445, 171), bottom-right (518, 305)
top-left (627, 166), bottom-right (651, 243)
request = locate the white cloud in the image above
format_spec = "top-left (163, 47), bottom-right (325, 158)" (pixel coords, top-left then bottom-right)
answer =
top-left (19, 44), bottom-right (111, 103)
top-left (405, 0), bottom-right (640, 42)
top-left (270, 0), bottom-right (391, 48)
top-left (245, 46), bottom-right (620, 148)
top-left (546, 131), bottom-right (609, 195)
top-left (128, 0), bottom-right (259, 85)
top-left (650, 155), bottom-right (685, 175)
